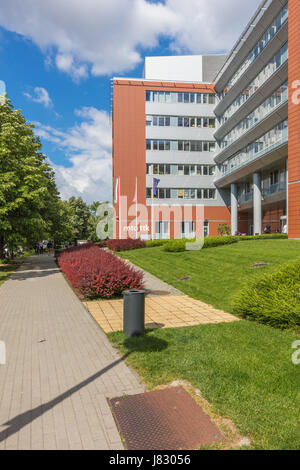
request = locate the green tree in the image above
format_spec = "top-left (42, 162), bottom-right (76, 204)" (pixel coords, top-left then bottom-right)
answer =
top-left (67, 196), bottom-right (91, 243)
top-left (0, 96), bottom-right (60, 257)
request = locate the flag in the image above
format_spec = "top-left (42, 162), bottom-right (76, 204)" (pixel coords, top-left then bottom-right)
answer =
top-left (153, 178), bottom-right (160, 197)
top-left (132, 178), bottom-right (137, 203)
top-left (114, 178), bottom-right (120, 204)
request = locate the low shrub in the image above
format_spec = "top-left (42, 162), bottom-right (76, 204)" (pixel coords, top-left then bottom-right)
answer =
top-left (163, 239), bottom-right (187, 252)
top-left (163, 236), bottom-right (238, 252)
top-left (232, 259), bottom-right (300, 329)
top-left (203, 236), bottom-right (239, 248)
top-left (145, 239), bottom-right (170, 248)
top-left (97, 239), bottom-right (146, 251)
top-left (56, 243), bottom-right (144, 298)
top-left (238, 234), bottom-right (288, 241)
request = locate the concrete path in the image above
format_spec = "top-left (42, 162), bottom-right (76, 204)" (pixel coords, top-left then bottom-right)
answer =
top-left (0, 255), bottom-right (145, 450)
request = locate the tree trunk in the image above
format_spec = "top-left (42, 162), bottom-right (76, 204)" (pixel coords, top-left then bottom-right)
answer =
top-left (0, 234), bottom-right (4, 259)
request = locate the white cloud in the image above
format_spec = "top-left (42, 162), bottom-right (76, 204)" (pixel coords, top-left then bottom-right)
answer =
top-left (34, 107), bottom-right (112, 203)
top-left (24, 86), bottom-right (53, 108)
top-left (0, 0), bottom-right (261, 79)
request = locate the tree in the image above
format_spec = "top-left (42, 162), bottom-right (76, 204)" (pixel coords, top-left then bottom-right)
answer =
top-left (67, 196), bottom-right (91, 243)
top-left (0, 96), bottom-right (61, 256)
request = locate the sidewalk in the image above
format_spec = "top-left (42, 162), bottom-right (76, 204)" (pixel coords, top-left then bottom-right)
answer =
top-left (0, 255), bottom-right (144, 450)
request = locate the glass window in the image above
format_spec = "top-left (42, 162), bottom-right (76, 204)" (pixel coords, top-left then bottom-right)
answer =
top-left (208, 94), bottom-right (215, 105)
top-left (165, 92), bottom-right (171, 103)
top-left (178, 117), bottom-right (183, 127)
top-left (209, 142), bottom-right (216, 152)
top-left (146, 140), bottom-right (151, 150)
top-left (159, 165), bottom-right (164, 175)
top-left (170, 116), bottom-right (177, 126)
top-left (165, 141), bottom-right (170, 151)
top-left (146, 164), bottom-right (151, 175)
top-left (184, 117), bottom-right (189, 127)
top-left (146, 188), bottom-right (152, 198)
top-left (184, 141), bottom-right (190, 151)
top-left (190, 118), bottom-right (195, 127)
top-left (196, 93), bottom-right (202, 103)
top-left (197, 189), bottom-right (202, 199)
top-left (165, 116), bottom-right (170, 127)
top-left (196, 141), bottom-right (202, 152)
top-left (190, 165), bottom-right (196, 176)
top-left (203, 118), bottom-right (208, 128)
top-left (203, 166), bottom-right (208, 176)
top-left (159, 92), bottom-right (165, 103)
top-left (197, 165), bottom-right (202, 176)
top-left (190, 189), bottom-right (196, 199)
top-left (184, 189), bottom-right (190, 199)
top-left (209, 118), bottom-right (215, 128)
top-left (190, 141), bottom-right (196, 152)
top-left (171, 141), bottom-right (178, 151)
top-left (178, 165), bottom-right (184, 175)
top-left (203, 142), bottom-right (208, 152)
top-left (178, 141), bottom-right (183, 151)
top-left (159, 116), bottom-right (164, 127)
top-left (184, 165), bottom-right (189, 176)
top-left (153, 116), bottom-right (158, 126)
top-left (166, 189), bottom-right (171, 199)
top-left (184, 93), bottom-right (189, 103)
top-left (171, 189), bottom-right (178, 198)
top-left (209, 166), bottom-right (215, 175)
top-left (159, 140), bottom-right (164, 151)
top-left (146, 116), bottom-right (152, 126)
top-left (190, 93), bottom-right (195, 103)
top-left (159, 188), bottom-right (165, 199)
top-left (165, 164), bottom-right (170, 175)
top-left (178, 189), bottom-right (184, 199)
top-left (197, 118), bottom-right (202, 128)
top-left (146, 91), bottom-right (151, 102)
top-left (153, 164), bottom-right (158, 174)
top-left (178, 93), bottom-right (183, 103)
top-left (203, 94), bottom-right (208, 104)
top-left (171, 165), bottom-right (177, 175)
top-left (153, 140), bottom-right (158, 150)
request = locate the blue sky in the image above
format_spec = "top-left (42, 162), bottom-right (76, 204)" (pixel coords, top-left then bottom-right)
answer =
top-left (0, 0), bottom-right (261, 203)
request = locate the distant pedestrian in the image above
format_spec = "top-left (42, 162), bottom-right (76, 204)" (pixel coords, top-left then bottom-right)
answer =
top-left (39, 242), bottom-right (44, 254)
top-left (47, 241), bottom-right (53, 256)
top-left (282, 224), bottom-right (288, 234)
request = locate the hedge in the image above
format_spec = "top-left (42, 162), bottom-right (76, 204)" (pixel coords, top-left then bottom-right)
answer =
top-left (56, 243), bottom-right (143, 298)
top-left (145, 239), bottom-right (170, 248)
top-left (97, 239), bottom-right (146, 251)
top-left (162, 236), bottom-right (239, 252)
top-left (232, 259), bottom-right (300, 329)
top-left (238, 234), bottom-right (288, 241)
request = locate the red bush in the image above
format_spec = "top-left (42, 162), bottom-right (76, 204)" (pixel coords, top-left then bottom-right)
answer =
top-left (98, 239), bottom-right (146, 252)
top-left (56, 243), bottom-right (144, 299)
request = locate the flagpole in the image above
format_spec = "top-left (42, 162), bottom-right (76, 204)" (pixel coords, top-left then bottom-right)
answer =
top-left (118, 178), bottom-right (121, 239)
top-left (151, 179), bottom-right (154, 240)
top-left (136, 176), bottom-right (138, 239)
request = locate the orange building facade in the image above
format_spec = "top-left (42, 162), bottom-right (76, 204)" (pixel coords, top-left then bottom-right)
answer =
top-left (112, 1), bottom-right (300, 240)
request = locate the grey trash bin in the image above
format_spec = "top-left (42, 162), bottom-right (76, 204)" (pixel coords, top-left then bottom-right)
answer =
top-left (123, 289), bottom-right (146, 337)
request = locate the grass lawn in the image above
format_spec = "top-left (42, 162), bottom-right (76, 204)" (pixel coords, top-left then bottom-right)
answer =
top-left (0, 260), bottom-right (20, 286)
top-left (109, 321), bottom-right (300, 450)
top-left (118, 239), bottom-right (300, 313)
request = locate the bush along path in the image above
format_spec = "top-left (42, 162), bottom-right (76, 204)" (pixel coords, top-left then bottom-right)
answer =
top-left (56, 243), bottom-right (144, 299)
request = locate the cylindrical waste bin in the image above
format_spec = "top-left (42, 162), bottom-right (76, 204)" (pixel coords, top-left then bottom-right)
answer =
top-left (123, 289), bottom-right (146, 337)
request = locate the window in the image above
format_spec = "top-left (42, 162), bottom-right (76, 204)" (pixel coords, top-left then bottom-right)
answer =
top-left (146, 188), bottom-right (152, 198)
top-left (146, 140), bottom-right (151, 150)
top-left (184, 165), bottom-right (189, 176)
top-left (146, 164), bottom-right (151, 175)
top-left (146, 91), bottom-right (151, 102)
top-left (197, 189), bottom-right (202, 199)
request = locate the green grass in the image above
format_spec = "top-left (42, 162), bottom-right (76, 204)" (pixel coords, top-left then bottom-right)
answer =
top-left (119, 239), bottom-right (300, 313)
top-left (108, 321), bottom-right (300, 450)
top-left (0, 262), bottom-right (17, 286)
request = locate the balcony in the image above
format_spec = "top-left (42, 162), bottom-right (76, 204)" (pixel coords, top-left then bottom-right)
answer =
top-left (237, 180), bottom-right (286, 205)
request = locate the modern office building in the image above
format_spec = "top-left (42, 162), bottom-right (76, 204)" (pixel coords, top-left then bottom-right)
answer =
top-left (112, 0), bottom-right (300, 239)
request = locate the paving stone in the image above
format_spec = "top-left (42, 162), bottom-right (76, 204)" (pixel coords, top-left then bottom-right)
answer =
top-left (0, 255), bottom-right (144, 449)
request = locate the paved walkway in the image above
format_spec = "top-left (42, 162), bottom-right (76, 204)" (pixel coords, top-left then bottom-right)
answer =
top-left (0, 255), bottom-right (144, 450)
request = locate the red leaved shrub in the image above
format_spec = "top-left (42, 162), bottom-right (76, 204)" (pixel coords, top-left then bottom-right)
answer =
top-left (56, 243), bottom-right (144, 299)
top-left (97, 239), bottom-right (146, 252)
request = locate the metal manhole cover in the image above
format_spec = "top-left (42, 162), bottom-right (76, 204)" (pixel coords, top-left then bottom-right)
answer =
top-left (109, 387), bottom-right (225, 450)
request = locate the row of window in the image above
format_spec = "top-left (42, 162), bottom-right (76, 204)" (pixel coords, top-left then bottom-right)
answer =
top-left (146, 115), bottom-right (216, 129)
top-left (146, 164), bottom-right (215, 176)
top-left (146, 139), bottom-right (216, 152)
top-left (220, 81), bottom-right (288, 149)
top-left (155, 221), bottom-right (210, 239)
top-left (221, 2), bottom-right (288, 96)
top-left (146, 90), bottom-right (216, 105)
top-left (219, 42), bottom-right (288, 125)
top-left (221, 119), bottom-right (288, 176)
top-left (146, 187), bottom-right (216, 200)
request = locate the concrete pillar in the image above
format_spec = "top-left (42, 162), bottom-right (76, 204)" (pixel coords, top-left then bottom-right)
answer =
top-left (231, 183), bottom-right (238, 235)
top-left (253, 172), bottom-right (262, 235)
